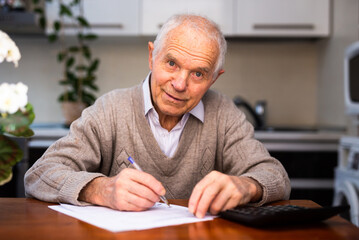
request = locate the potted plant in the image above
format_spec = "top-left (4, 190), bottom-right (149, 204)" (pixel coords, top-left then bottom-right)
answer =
top-left (32, 0), bottom-right (100, 126)
top-left (0, 30), bottom-right (35, 186)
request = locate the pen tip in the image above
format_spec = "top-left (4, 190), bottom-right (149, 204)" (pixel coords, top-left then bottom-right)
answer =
top-left (163, 199), bottom-right (170, 207)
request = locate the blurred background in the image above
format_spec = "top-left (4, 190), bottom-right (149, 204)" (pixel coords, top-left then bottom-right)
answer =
top-left (1, 0), bottom-right (359, 224)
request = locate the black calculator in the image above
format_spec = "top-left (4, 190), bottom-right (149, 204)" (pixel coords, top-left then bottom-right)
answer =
top-left (219, 204), bottom-right (350, 227)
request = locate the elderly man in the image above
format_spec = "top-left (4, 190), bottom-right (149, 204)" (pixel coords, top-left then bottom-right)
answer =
top-left (25, 14), bottom-right (290, 218)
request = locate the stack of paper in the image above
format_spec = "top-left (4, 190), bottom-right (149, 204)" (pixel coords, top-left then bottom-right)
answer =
top-left (49, 202), bottom-right (216, 232)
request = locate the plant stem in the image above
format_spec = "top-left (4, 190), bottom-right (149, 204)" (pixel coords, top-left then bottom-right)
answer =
top-left (59, 0), bottom-right (69, 102)
top-left (77, 0), bottom-right (84, 103)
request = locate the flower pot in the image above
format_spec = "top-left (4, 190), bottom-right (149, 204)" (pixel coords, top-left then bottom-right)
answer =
top-left (61, 101), bottom-right (87, 126)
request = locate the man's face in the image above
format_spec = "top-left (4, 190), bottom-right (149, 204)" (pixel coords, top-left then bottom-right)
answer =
top-left (148, 26), bottom-right (224, 119)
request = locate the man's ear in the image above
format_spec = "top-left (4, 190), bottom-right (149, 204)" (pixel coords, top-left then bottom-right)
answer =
top-left (148, 42), bottom-right (154, 71)
top-left (211, 69), bottom-right (225, 85)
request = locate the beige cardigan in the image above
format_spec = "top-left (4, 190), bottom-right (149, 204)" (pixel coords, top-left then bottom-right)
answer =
top-left (25, 84), bottom-right (291, 206)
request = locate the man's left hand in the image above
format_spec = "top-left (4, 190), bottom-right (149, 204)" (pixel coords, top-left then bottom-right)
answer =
top-left (188, 171), bottom-right (263, 218)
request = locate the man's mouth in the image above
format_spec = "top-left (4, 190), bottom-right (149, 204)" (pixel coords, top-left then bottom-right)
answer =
top-left (165, 92), bottom-right (186, 102)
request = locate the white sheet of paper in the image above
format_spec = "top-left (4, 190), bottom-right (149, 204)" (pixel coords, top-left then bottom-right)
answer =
top-left (49, 202), bottom-right (216, 232)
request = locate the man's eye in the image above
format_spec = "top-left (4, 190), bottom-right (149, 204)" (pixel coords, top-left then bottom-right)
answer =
top-left (195, 72), bottom-right (202, 78)
top-left (168, 61), bottom-right (175, 67)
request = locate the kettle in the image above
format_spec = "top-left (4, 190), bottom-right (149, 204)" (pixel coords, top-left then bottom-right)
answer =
top-left (233, 96), bottom-right (266, 130)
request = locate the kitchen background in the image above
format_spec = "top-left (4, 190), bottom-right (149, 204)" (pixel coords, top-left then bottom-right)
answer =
top-left (0, 0), bottom-right (357, 133)
top-left (1, 0), bottom-right (359, 217)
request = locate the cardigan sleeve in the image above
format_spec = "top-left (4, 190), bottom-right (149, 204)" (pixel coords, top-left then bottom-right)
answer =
top-left (24, 96), bottom-right (113, 206)
top-left (218, 98), bottom-right (291, 206)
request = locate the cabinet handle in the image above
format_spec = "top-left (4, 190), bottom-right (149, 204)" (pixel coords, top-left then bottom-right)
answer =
top-left (63, 23), bottom-right (124, 29)
top-left (91, 24), bottom-right (124, 29)
top-left (253, 23), bottom-right (314, 30)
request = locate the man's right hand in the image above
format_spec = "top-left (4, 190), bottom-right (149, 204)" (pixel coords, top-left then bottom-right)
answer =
top-left (79, 168), bottom-right (166, 211)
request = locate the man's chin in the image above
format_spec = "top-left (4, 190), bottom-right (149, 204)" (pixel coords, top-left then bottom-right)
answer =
top-left (158, 107), bottom-right (187, 118)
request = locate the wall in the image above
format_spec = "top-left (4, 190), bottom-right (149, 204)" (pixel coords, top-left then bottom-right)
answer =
top-left (317, 0), bottom-right (359, 133)
top-left (215, 39), bottom-right (318, 127)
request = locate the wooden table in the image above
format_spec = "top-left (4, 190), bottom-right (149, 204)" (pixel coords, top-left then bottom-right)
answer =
top-left (1, 198), bottom-right (358, 240)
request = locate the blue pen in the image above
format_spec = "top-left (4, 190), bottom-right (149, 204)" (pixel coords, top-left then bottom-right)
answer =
top-left (127, 156), bottom-right (170, 207)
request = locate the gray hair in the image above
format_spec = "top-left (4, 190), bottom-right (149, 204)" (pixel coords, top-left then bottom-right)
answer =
top-left (152, 14), bottom-right (227, 79)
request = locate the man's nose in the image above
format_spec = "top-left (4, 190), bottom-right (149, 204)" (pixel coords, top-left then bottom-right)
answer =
top-left (171, 71), bottom-right (188, 91)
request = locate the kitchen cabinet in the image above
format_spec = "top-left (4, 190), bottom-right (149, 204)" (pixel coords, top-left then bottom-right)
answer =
top-left (45, 0), bottom-right (140, 35)
top-left (82, 0), bottom-right (140, 35)
top-left (235, 0), bottom-right (330, 37)
top-left (140, 0), bottom-right (234, 36)
top-left (45, 0), bottom-right (330, 38)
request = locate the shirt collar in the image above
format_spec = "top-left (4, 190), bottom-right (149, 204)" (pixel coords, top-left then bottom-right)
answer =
top-left (142, 73), bottom-right (204, 123)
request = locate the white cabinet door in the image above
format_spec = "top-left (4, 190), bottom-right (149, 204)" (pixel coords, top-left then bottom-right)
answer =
top-left (46, 0), bottom-right (140, 35)
top-left (140, 0), bottom-right (234, 36)
top-left (83, 0), bottom-right (139, 35)
top-left (235, 0), bottom-right (330, 37)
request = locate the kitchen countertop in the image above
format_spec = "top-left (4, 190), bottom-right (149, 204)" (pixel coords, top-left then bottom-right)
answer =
top-left (28, 123), bottom-right (346, 152)
top-left (255, 130), bottom-right (344, 152)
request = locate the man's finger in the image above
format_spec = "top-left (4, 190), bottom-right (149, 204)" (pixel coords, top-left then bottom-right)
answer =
top-left (194, 185), bottom-right (221, 218)
top-left (124, 192), bottom-right (158, 211)
top-left (208, 189), bottom-right (231, 215)
top-left (188, 174), bottom-right (209, 215)
top-left (124, 178), bottom-right (161, 203)
top-left (189, 171), bottom-right (222, 218)
top-left (123, 168), bottom-right (166, 197)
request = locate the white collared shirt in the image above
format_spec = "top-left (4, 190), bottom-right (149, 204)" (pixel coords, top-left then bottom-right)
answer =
top-left (142, 74), bottom-right (204, 157)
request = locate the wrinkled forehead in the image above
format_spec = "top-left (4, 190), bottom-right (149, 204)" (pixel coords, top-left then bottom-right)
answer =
top-left (163, 24), bottom-right (220, 60)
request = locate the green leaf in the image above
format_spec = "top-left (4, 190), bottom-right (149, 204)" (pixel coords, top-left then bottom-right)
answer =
top-left (83, 34), bottom-right (98, 40)
top-left (0, 171), bottom-right (12, 186)
top-left (24, 103), bottom-right (35, 124)
top-left (77, 32), bottom-right (83, 40)
top-left (82, 92), bottom-right (96, 106)
top-left (88, 59), bottom-right (99, 73)
top-left (58, 91), bottom-right (77, 102)
top-left (69, 0), bottom-right (80, 7)
top-left (0, 103), bottom-right (35, 137)
top-left (17, 129), bottom-right (34, 137)
top-left (66, 57), bottom-right (75, 68)
top-left (87, 83), bottom-right (98, 91)
top-left (39, 16), bottom-right (46, 29)
top-left (32, 0), bottom-right (40, 4)
top-left (82, 46), bottom-right (91, 60)
top-left (53, 21), bottom-right (61, 31)
top-left (60, 4), bottom-right (73, 16)
top-left (59, 79), bottom-right (71, 85)
top-left (48, 33), bottom-right (58, 42)
top-left (0, 135), bottom-right (23, 186)
top-left (68, 46), bottom-right (80, 52)
top-left (57, 52), bottom-right (67, 62)
top-left (34, 7), bottom-right (43, 14)
top-left (60, 4), bottom-right (73, 17)
top-left (71, 0), bottom-right (80, 5)
top-left (0, 136), bottom-right (23, 166)
top-left (77, 16), bottom-right (90, 28)
top-left (83, 75), bottom-right (95, 83)
top-left (66, 71), bottom-right (77, 81)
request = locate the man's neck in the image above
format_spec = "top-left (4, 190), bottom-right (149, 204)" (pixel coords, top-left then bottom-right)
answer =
top-left (155, 106), bottom-right (182, 132)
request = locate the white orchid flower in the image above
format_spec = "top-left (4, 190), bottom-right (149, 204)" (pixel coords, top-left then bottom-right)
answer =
top-left (14, 82), bottom-right (28, 109)
top-left (0, 30), bottom-right (21, 67)
top-left (0, 82), bottom-right (29, 114)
